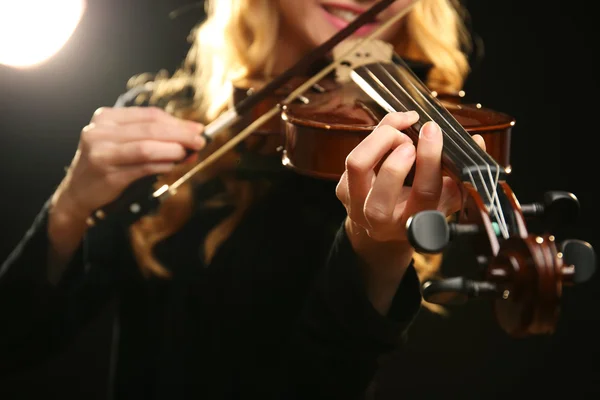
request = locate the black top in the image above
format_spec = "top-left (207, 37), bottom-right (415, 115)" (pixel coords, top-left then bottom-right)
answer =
top-left (0, 94), bottom-right (422, 400)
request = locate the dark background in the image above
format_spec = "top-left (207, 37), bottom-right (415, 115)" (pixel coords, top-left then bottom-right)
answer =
top-left (1, 0), bottom-right (598, 398)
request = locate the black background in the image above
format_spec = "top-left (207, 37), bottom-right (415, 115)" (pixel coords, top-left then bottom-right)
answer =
top-left (1, 1), bottom-right (599, 398)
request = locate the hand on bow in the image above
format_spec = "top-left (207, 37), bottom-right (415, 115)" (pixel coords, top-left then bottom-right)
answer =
top-left (54, 106), bottom-right (205, 221)
top-left (48, 106), bottom-right (206, 265)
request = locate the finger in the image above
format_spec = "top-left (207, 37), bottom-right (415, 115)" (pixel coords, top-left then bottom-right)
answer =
top-left (108, 162), bottom-right (176, 189)
top-left (343, 111), bottom-right (418, 223)
top-left (363, 142), bottom-right (415, 230)
top-left (345, 123), bottom-right (412, 223)
top-left (92, 121), bottom-right (205, 151)
top-left (376, 110), bottom-right (420, 132)
top-left (436, 176), bottom-right (462, 215)
top-left (472, 134), bottom-right (486, 152)
top-left (403, 121), bottom-right (444, 221)
top-left (92, 141), bottom-right (187, 167)
top-left (335, 171), bottom-right (350, 209)
top-left (92, 106), bottom-right (180, 126)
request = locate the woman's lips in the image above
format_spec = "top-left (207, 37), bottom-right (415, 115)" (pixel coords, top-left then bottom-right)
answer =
top-left (320, 4), bottom-right (379, 36)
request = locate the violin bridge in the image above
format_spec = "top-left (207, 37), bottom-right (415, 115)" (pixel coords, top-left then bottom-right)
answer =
top-left (332, 38), bottom-right (394, 83)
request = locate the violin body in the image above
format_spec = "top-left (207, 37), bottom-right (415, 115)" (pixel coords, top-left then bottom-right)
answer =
top-left (281, 80), bottom-right (514, 180)
top-left (233, 76), bottom-right (514, 180)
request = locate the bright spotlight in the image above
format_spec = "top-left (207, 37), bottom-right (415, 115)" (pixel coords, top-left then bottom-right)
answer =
top-left (0, 0), bottom-right (86, 68)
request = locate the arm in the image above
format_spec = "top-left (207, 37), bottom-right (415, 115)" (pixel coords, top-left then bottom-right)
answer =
top-left (278, 223), bottom-right (421, 399)
top-left (0, 94), bottom-right (206, 375)
top-left (344, 217), bottom-right (415, 315)
top-left (276, 111), bottom-right (486, 398)
top-left (0, 198), bottom-right (117, 375)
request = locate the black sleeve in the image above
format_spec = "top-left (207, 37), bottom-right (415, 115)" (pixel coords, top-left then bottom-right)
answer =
top-left (0, 87), bottom-right (146, 376)
top-left (281, 223), bottom-right (422, 399)
top-left (0, 199), bottom-right (122, 375)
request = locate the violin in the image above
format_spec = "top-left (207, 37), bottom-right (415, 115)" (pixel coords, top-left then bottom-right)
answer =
top-left (232, 72), bottom-right (513, 181)
top-left (89, 0), bottom-right (596, 337)
top-left (232, 39), bottom-right (595, 336)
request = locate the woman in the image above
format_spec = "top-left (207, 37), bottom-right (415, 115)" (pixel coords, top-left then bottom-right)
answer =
top-left (0, 0), bottom-right (484, 398)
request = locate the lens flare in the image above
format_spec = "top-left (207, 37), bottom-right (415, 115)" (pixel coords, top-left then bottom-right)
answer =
top-left (0, 0), bottom-right (86, 68)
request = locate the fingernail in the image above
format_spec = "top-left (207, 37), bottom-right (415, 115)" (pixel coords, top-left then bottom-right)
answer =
top-left (419, 121), bottom-right (440, 140)
top-left (406, 110), bottom-right (419, 119)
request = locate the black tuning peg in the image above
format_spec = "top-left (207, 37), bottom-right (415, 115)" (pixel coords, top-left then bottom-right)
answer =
top-left (407, 210), bottom-right (479, 254)
top-left (560, 239), bottom-right (596, 284)
top-left (520, 191), bottom-right (580, 231)
top-left (406, 211), bottom-right (449, 253)
top-left (422, 277), bottom-right (498, 305)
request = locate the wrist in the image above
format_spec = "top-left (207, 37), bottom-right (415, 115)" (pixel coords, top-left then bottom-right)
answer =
top-left (45, 188), bottom-right (90, 282)
top-left (48, 186), bottom-right (91, 245)
top-left (344, 217), bottom-right (415, 315)
top-left (50, 182), bottom-right (92, 223)
top-left (344, 217), bottom-right (414, 275)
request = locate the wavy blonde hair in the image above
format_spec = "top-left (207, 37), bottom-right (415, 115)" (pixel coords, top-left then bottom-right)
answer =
top-left (129, 0), bottom-right (473, 312)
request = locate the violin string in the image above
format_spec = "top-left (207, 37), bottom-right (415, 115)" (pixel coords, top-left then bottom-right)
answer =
top-left (352, 60), bottom-right (509, 238)
top-left (379, 64), bottom-right (509, 238)
top-left (378, 63), bottom-right (509, 238)
top-left (200, 0), bottom-right (407, 142)
top-left (371, 62), bottom-right (509, 238)
top-left (156, 4), bottom-right (423, 200)
top-left (160, 5), bottom-right (416, 197)
top-left (360, 50), bottom-right (509, 237)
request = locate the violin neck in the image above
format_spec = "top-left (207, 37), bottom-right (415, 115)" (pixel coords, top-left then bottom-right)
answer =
top-left (350, 61), bottom-right (508, 184)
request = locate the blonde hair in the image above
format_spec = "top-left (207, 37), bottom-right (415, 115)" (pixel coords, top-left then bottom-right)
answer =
top-left (129, 0), bottom-right (473, 312)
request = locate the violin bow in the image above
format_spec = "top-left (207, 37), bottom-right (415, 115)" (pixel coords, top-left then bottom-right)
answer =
top-left (201, 0), bottom-right (404, 139)
top-left (89, 0), bottom-right (419, 225)
top-left (157, 1), bottom-right (417, 198)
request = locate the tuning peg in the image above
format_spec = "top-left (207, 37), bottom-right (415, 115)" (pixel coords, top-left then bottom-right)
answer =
top-left (560, 239), bottom-right (597, 284)
top-left (406, 210), bottom-right (479, 254)
top-left (520, 191), bottom-right (580, 231)
top-left (422, 277), bottom-right (499, 305)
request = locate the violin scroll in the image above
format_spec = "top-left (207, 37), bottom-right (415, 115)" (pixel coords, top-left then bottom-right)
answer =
top-left (408, 190), bottom-right (596, 337)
